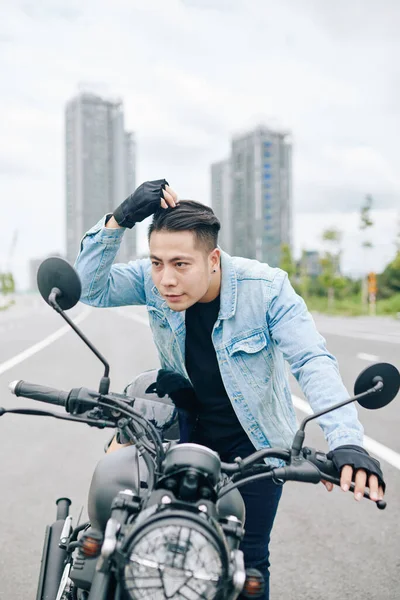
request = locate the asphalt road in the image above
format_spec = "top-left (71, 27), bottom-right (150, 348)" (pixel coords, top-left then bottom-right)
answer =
top-left (0, 297), bottom-right (399, 599)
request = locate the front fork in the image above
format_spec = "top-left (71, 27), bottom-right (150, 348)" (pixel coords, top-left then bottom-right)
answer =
top-left (36, 498), bottom-right (72, 600)
top-left (87, 489), bottom-right (141, 600)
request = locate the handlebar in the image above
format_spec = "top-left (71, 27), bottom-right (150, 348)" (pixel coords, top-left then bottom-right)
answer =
top-left (220, 446), bottom-right (386, 510)
top-left (9, 380), bottom-right (99, 414)
top-left (8, 380), bottom-right (387, 510)
top-left (7, 379), bottom-right (163, 460)
top-left (10, 380), bottom-right (70, 407)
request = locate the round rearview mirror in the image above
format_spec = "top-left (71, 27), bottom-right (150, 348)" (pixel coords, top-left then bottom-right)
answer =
top-left (354, 362), bottom-right (400, 410)
top-left (37, 257), bottom-right (81, 311)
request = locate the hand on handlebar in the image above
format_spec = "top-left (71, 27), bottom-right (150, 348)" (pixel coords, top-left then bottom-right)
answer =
top-left (322, 445), bottom-right (385, 503)
top-left (341, 467), bottom-right (384, 502)
top-left (322, 468), bottom-right (384, 503)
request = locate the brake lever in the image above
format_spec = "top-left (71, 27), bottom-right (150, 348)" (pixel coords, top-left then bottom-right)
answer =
top-left (0, 406), bottom-right (116, 428)
top-left (320, 473), bottom-right (386, 509)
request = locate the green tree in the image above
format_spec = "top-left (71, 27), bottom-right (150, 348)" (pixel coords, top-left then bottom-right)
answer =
top-left (359, 195), bottom-right (374, 307)
top-left (298, 249), bottom-right (311, 299)
top-left (377, 251), bottom-right (400, 298)
top-left (0, 272), bottom-right (15, 295)
top-left (360, 194), bottom-right (374, 239)
top-left (322, 227), bottom-right (342, 246)
top-left (279, 244), bottom-right (295, 280)
top-left (318, 254), bottom-right (347, 310)
top-left (395, 212), bottom-right (400, 253)
top-left (0, 272), bottom-right (15, 310)
top-left (319, 228), bottom-right (344, 309)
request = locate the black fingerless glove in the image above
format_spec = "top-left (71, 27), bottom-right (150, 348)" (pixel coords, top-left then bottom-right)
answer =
top-left (327, 445), bottom-right (386, 491)
top-left (146, 369), bottom-right (200, 414)
top-left (113, 179), bottom-right (169, 228)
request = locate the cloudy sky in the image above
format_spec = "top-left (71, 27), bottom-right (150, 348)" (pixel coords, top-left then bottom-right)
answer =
top-left (1, 0), bottom-right (399, 288)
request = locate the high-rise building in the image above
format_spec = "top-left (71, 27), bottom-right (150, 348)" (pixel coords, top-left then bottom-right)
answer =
top-left (65, 91), bottom-right (136, 264)
top-left (299, 250), bottom-right (322, 277)
top-left (211, 125), bottom-right (292, 267)
top-left (210, 159), bottom-right (232, 254)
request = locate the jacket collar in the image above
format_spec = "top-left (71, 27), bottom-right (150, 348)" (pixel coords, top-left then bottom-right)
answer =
top-left (218, 249), bottom-right (237, 320)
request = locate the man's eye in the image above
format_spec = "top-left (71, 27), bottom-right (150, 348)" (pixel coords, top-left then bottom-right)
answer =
top-left (176, 262), bottom-right (187, 268)
top-left (151, 262), bottom-right (161, 267)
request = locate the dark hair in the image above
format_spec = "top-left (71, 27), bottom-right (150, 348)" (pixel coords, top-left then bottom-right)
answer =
top-left (148, 200), bottom-right (221, 253)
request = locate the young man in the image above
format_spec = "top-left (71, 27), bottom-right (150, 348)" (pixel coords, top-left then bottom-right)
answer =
top-left (75, 179), bottom-right (385, 600)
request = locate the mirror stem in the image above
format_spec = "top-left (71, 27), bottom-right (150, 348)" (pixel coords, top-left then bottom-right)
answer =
top-left (300, 380), bottom-right (384, 432)
top-left (291, 379), bottom-right (384, 456)
top-left (49, 288), bottom-right (110, 394)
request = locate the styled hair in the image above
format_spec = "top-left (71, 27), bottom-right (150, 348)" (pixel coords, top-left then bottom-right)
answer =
top-left (148, 200), bottom-right (221, 253)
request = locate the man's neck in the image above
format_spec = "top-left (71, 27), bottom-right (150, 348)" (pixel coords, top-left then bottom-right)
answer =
top-left (198, 271), bottom-right (222, 303)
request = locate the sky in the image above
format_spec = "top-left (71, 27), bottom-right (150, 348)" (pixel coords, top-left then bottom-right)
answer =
top-left (0, 0), bottom-right (399, 289)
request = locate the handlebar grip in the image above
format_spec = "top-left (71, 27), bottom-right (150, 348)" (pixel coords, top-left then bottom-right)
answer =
top-left (9, 380), bottom-right (69, 407)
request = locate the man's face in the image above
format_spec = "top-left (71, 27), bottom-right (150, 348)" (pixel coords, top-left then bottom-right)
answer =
top-left (149, 230), bottom-right (220, 311)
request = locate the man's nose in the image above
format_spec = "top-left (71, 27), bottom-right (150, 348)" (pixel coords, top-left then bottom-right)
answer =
top-left (160, 267), bottom-right (178, 287)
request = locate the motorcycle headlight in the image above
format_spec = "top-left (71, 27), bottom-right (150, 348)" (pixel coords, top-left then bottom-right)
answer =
top-left (122, 514), bottom-right (226, 600)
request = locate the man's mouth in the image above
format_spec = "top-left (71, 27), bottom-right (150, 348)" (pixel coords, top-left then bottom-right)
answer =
top-left (165, 293), bottom-right (185, 301)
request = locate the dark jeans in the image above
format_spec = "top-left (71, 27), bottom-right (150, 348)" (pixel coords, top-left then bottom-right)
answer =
top-left (220, 438), bottom-right (283, 600)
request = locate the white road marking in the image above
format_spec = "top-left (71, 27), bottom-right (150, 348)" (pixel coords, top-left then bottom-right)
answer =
top-left (0, 308), bottom-right (91, 376)
top-left (291, 395), bottom-right (313, 416)
top-left (319, 330), bottom-right (399, 345)
top-left (357, 352), bottom-right (380, 362)
top-left (361, 437), bottom-right (400, 471)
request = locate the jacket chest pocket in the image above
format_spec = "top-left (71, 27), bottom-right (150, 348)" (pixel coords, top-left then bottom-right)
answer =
top-left (226, 331), bottom-right (273, 390)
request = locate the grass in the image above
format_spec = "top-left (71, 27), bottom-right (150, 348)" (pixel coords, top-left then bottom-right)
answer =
top-left (303, 293), bottom-right (400, 317)
top-left (376, 293), bottom-right (400, 315)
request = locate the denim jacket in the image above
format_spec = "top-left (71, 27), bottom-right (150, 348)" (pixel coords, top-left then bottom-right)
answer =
top-left (74, 215), bottom-right (364, 459)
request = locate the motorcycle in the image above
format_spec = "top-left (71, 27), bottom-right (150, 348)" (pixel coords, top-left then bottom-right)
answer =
top-left (1, 256), bottom-right (399, 600)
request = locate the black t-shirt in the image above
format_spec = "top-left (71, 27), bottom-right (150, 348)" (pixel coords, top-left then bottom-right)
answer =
top-left (185, 295), bottom-right (255, 457)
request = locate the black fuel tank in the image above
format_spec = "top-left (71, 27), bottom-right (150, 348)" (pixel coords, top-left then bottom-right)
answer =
top-left (87, 445), bottom-right (149, 531)
top-left (87, 445), bottom-right (246, 532)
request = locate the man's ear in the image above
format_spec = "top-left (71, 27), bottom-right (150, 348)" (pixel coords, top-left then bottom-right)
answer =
top-left (210, 248), bottom-right (221, 269)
